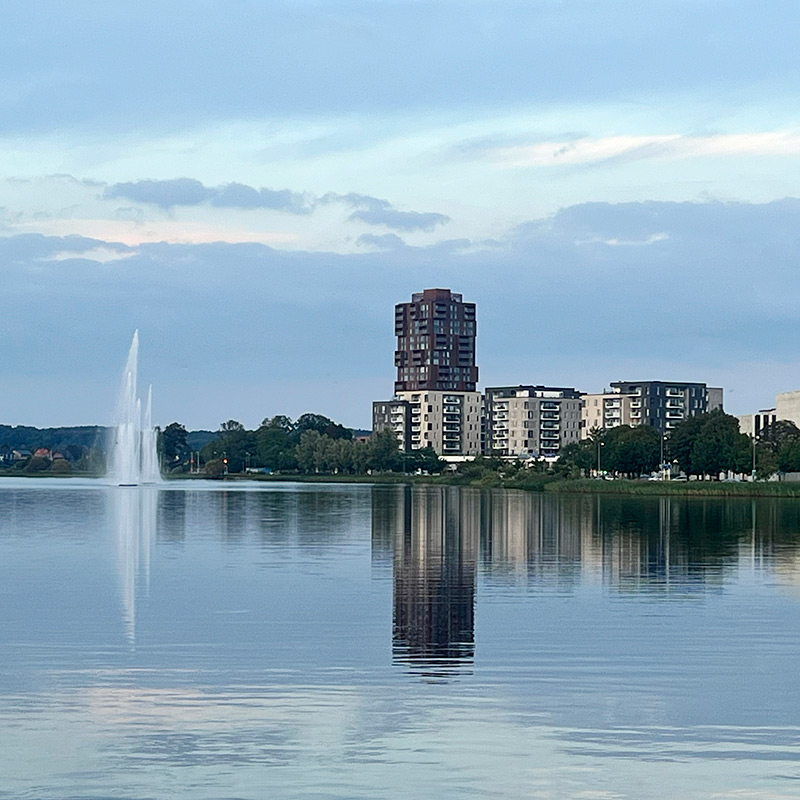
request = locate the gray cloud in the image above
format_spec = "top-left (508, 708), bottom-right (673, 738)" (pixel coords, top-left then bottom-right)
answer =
top-left (356, 232), bottom-right (407, 250)
top-left (105, 178), bottom-right (212, 209)
top-left (4, 198), bottom-right (800, 427)
top-left (0, 232), bottom-right (133, 263)
top-left (349, 208), bottom-right (450, 232)
top-left (103, 178), bottom-right (448, 229)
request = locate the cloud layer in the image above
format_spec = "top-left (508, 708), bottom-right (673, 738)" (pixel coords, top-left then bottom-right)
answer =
top-left (103, 179), bottom-right (449, 232)
top-left (2, 198), bottom-right (800, 428)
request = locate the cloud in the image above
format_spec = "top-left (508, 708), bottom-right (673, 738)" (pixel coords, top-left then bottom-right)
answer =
top-left (492, 132), bottom-right (800, 169)
top-left (105, 178), bottom-right (211, 209)
top-left (348, 208), bottom-right (450, 233)
top-left (4, 197), bottom-right (800, 427)
top-left (0, 232), bottom-right (133, 263)
top-left (102, 178), bottom-right (448, 230)
top-left (356, 232), bottom-right (407, 250)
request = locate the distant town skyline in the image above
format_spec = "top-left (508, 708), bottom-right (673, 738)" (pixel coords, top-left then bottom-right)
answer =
top-left (2, 1), bottom-right (800, 429)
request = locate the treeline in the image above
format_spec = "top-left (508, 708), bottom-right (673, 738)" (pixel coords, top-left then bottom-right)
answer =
top-left (557, 410), bottom-right (800, 478)
top-left (0, 425), bottom-right (103, 454)
top-left (162, 414), bottom-right (443, 477)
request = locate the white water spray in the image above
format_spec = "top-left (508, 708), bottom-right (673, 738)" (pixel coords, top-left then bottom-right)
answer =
top-left (109, 330), bottom-right (161, 485)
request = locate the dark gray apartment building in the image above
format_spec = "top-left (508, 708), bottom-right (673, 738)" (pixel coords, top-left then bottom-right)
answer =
top-left (609, 381), bottom-right (724, 433)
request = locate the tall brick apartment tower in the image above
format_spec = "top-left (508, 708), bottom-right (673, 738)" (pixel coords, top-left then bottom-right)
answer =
top-left (393, 288), bottom-right (478, 393)
top-left (374, 288), bottom-right (482, 457)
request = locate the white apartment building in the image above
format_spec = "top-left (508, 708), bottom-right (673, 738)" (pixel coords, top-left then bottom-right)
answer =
top-left (484, 386), bottom-right (582, 459)
top-left (580, 392), bottom-right (635, 438)
top-left (395, 390), bottom-right (482, 457)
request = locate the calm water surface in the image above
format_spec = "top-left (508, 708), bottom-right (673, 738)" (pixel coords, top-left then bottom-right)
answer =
top-left (2, 479), bottom-right (800, 799)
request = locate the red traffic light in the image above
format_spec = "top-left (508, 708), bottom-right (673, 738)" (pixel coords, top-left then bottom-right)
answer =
top-left (223, 458), bottom-right (228, 464)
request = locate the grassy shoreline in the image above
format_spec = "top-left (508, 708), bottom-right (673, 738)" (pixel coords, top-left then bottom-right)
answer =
top-left (3, 469), bottom-right (800, 497)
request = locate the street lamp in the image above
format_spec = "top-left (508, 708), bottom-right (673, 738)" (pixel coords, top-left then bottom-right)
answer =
top-left (660, 434), bottom-right (668, 480)
top-left (596, 439), bottom-right (605, 477)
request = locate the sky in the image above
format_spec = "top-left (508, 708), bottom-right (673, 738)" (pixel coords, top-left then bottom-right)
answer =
top-left (3, 0), bottom-right (800, 429)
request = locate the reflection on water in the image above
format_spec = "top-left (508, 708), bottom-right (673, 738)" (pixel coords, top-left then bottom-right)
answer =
top-left (113, 487), bottom-right (156, 644)
top-left (4, 480), bottom-right (800, 800)
top-left (372, 486), bottom-right (800, 674)
top-left (387, 487), bottom-right (478, 675)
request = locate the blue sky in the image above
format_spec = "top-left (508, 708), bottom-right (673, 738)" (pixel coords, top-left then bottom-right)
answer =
top-left (2, 0), bottom-right (800, 428)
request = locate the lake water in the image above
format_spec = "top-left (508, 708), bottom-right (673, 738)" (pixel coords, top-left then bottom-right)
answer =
top-left (2, 479), bottom-right (800, 799)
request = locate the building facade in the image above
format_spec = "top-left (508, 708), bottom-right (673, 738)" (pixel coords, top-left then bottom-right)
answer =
top-left (394, 288), bottom-right (477, 393)
top-left (580, 391), bottom-right (636, 437)
top-left (395, 390), bottom-right (482, 456)
top-left (484, 385), bottom-right (582, 459)
top-left (581, 381), bottom-right (724, 437)
top-left (609, 381), bottom-right (722, 433)
top-left (736, 408), bottom-right (778, 437)
top-left (372, 399), bottom-right (412, 451)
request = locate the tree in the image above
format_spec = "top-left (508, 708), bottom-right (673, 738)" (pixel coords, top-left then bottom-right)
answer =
top-left (295, 413), bottom-right (352, 441)
top-left (609, 425), bottom-right (660, 476)
top-left (668, 414), bottom-right (708, 473)
top-left (368, 428), bottom-right (400, 471)
top-left (688, 410), bottom-right (751, 476)
top-left (201, 421), bottom-right (257, 473)
top-left (256, 417), bottom-right (296, 470)
top-left (406, 447), bottom-right (444, 474)
top-left (204, 459), bottom-right (225, 479)
top-left (295, 430), bottom-right (322, 473)
top-left (777, 440), bottom-right (800, 473)
top-left (161, 422), bottom-right (190, 467)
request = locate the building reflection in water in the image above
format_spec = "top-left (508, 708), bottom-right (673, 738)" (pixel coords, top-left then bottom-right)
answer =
top-left (374, 486), bottom-right (479, 676)
top-left (113, 486), bottom-right (158, 645)
top-left (373, 486), bottom-right (800, 673)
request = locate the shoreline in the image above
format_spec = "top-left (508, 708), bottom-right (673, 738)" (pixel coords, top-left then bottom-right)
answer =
top-left (3, 469), bottom-right (800, 497)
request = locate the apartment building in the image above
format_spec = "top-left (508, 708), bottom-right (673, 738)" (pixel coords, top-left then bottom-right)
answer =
top-left (580, 391), bottom-right (635, 437)
top-left (395, 390), bottom-right (482, 456)
top-left (484, 385), bottom-right (582, 459)
top-left (394, 288), bottom-right (478, 393)
top-left (582, 381), bottom-right (724, 436)
top-left (372, 399), bottom-right (412, 451)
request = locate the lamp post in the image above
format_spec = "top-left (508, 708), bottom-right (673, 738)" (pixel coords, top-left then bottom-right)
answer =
top-left (596, 439), bottom-right (605, 477)
top-left (752, 434), bottom-right (757, 481)
top-left (660, 433), bottom-right (668, 480)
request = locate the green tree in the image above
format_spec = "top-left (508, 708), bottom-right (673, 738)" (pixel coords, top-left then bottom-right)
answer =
top-left (689, 410), bottom-right (751, 476)
top-left (161, 422), bottom-right (190, 468)
top-left (295, 413), bottom-right (352, 441)
top-left (668, 414), bottom-right (708, 473)
top-left (201, 420), bottom-right (257, 473)
top-left (368, 428), bottom-right (400, 472)
top-left (777, 440), bottom-right (800, 473)
top-left (256, 416), bottom-right (296, 470)
top-left (295, 430), bottom-right (321, 473)
top-left (204, 458), bottom-right (225, 479)
top-left (610, 425), bottom-right (660, 476)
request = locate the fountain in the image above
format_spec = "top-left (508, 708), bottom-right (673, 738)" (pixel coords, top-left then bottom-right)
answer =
top-left (108, 330), bottom-right (161, 485)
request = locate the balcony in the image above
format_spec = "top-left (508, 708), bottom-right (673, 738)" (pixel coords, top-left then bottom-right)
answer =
top-left (541, 402), bottom-right (560, 411)
top-left (541, 431), bottom-right (560, 440)
top-left (666, 410), bottom-right (684, 419)
top-left (666, 389), bottom-right (684, 397)
top-left (666, 401), bottom-right (684, 409)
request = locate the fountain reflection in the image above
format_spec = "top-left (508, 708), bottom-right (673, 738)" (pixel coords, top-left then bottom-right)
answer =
top-left (113, 487), bottom-right (158, 645)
